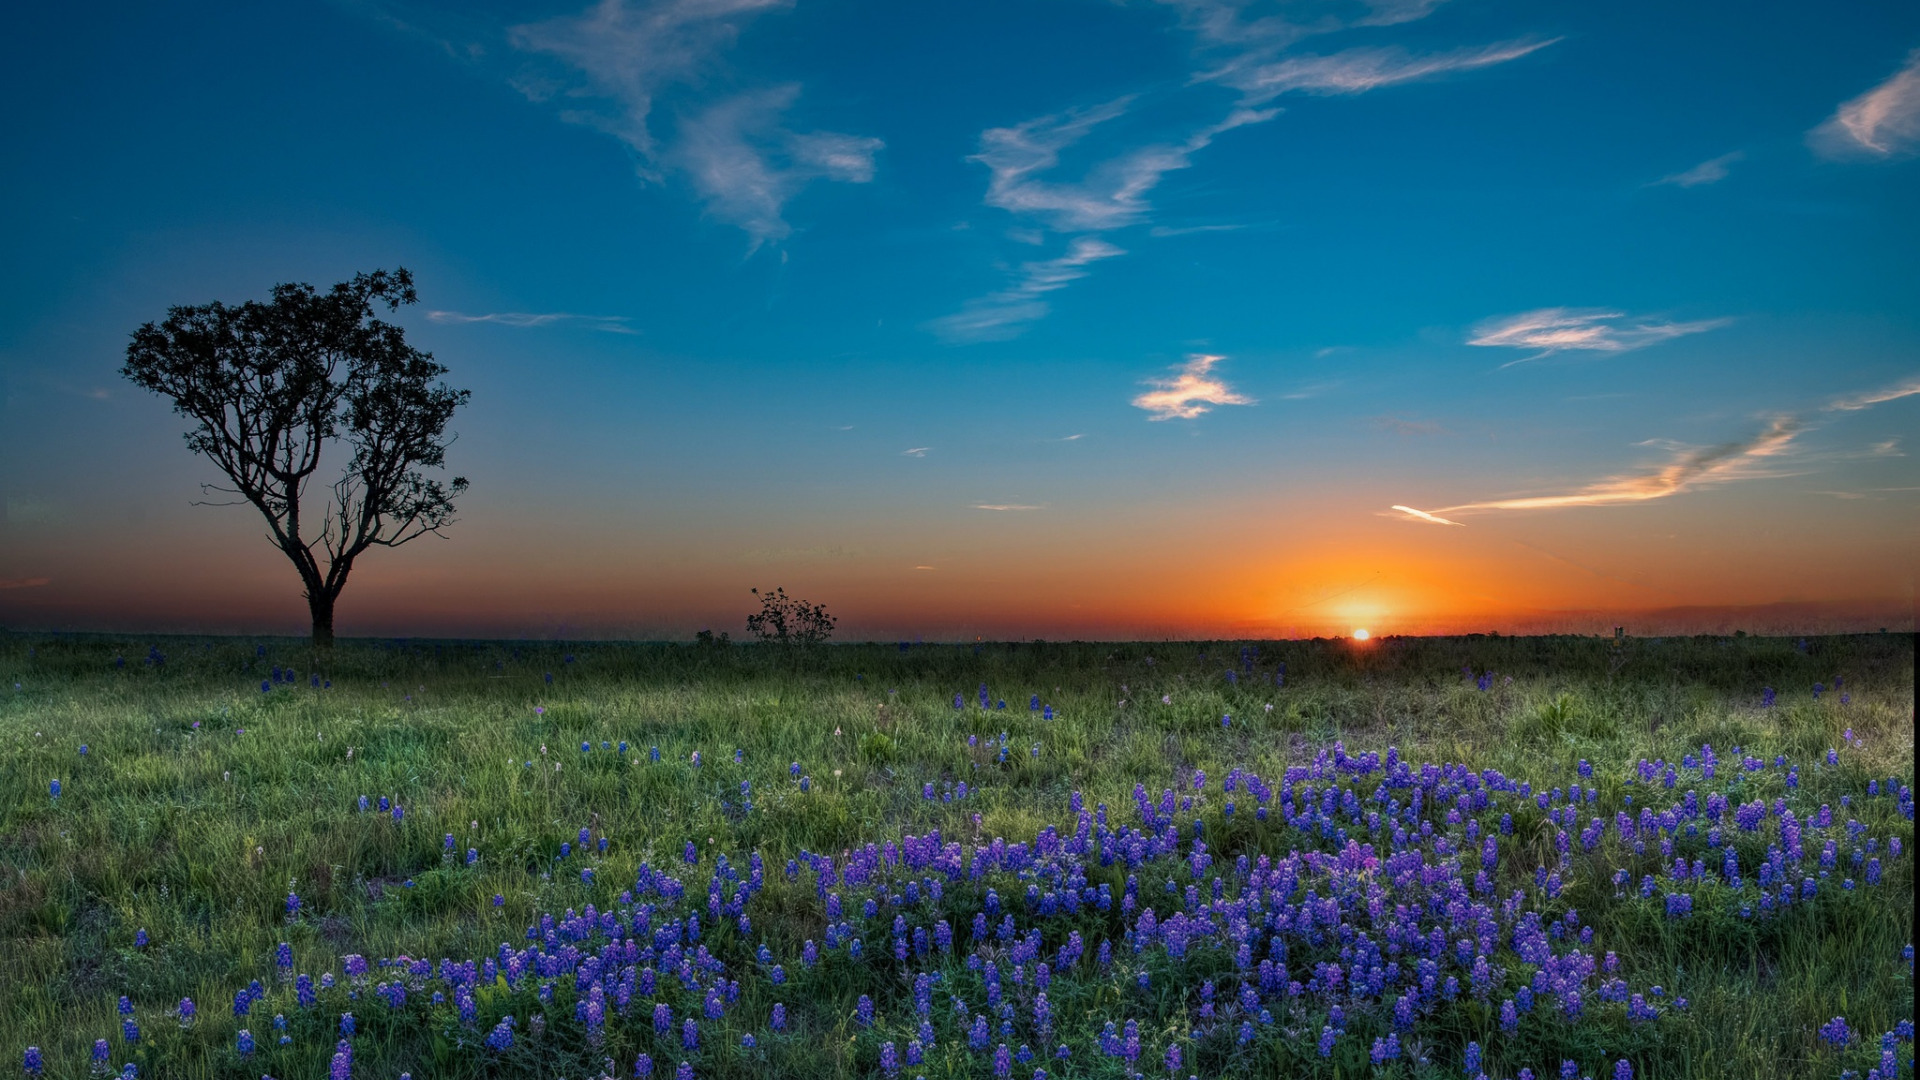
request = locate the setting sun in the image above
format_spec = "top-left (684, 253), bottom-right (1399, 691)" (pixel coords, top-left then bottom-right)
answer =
top-left (1353, 628), bottom-right (1371, 640)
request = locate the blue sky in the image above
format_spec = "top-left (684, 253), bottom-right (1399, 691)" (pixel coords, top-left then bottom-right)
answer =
top-left (2, 0), bottom-right (1916, 638)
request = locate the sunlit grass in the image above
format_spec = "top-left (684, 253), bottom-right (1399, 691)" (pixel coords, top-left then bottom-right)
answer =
top-left (0, 631), bottom-right (1910, 1078)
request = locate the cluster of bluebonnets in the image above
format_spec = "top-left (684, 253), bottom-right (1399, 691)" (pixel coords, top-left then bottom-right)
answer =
top-left (23, 681), bottom-right (1915, 1080)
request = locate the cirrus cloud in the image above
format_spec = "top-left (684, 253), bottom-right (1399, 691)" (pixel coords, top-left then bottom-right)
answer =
top-left (1390, 417), bottom-right (1803, 523)
top-left (1810, 47), bottom-right (1920, 159)
top-left (927, 237), bottom-right (1126, 343)
top-left (1650, 151), bottom-right (1744, 188)
top-left (1824, 374), bottom-right (1920, 412)
top-left (1468, 307), bottom-right (1731, 367)
top-left (509, 0), bottom-right (881, 247)
top-left (1205, 37), bottom-right (1560, 105)
top-left (427, 310), bottom-right (638, 333)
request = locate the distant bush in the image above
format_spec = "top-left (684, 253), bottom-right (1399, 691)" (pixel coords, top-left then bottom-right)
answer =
top-left (745, 586), bottom-right (836, 647)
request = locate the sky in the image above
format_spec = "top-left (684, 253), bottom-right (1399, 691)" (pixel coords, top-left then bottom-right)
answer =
top-left (1, 0), bottom-right (1917, 641)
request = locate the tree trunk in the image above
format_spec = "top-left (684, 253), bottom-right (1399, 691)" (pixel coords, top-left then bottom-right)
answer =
top-left (309, 591), bottom-right (336, 650)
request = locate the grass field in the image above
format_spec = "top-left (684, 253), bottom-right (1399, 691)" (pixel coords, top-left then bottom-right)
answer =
top-left (1, 630), bottom-right (1911, 1080)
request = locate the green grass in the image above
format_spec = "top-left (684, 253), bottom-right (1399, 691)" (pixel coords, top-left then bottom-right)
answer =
top-left (0, 630), bottom-right (1911, 1079)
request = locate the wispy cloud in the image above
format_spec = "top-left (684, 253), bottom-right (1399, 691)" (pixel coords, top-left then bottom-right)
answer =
top-left (972, 504), bottom-right (1044, 511)
top-left (427, 310), bottom-right (638, 333)
top-left (939, 1), bottom-right (1552, 341)
top-left (1825, 374), bottom-right (1920, 411)
top-left (0, 577), bottom-right (52, 590)
top-left (1390, 417), bottom-right (1802, 522)
top-left (1156, 0), bottom-right (1453, 57)
top-left (900, 447), bottom-right (930, 457)
top-left (973, 101), bottom-right (1276, 232)
top-left (672, 85), bottom-right (881, 244)
top-left (1055, 433), bottom-right (1087, 441)
top-left (927, 237), bottom-right (1126, 342)
top-left (509, 0), bottom-right (784, 162)
top-left (1468, 307), bottom-right (1730, 366)
top-left (1391, 374), bottom-right (1920, 523)
top-left (1651, 151), bottom-right (1743, 188)
top-left (508, 0), bottom-right (880, 245)
top-left (1133, 354), bottom-right (1253, 420)
top-left (1810, 48), bottom-right (1920, 159)
top-left (1148, 222), bottom-right (1257, 237)
top-left (1204, 38), bottom-right (1558, 105)
top-left (936, 102), bottom-right (1267, 338)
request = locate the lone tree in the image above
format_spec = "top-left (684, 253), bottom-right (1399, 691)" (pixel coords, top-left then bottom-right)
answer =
top-left (746, 587), bottom-right (836, 647)
top-left (123, 268), bottom-right (469, 648)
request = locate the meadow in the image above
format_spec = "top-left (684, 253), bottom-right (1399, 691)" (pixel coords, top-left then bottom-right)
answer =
top-left (0, 630), bottom-right (1911, 1080)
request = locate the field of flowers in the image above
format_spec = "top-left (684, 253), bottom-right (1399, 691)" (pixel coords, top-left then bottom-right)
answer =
top-left (0, 631), bottom-right (1911, 1080)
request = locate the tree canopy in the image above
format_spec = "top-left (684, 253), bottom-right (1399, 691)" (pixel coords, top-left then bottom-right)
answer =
top-left (122, 268), bottom-right (469, 647)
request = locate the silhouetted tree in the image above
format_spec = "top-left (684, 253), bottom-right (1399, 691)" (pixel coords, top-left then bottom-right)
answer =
top-left (746, 587), bottom-right (836, 647)
top-left (122, 268), bottom-right (469, 648)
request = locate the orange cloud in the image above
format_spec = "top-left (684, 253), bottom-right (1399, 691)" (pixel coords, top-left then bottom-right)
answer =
top-left (1392, 416), bottom-right (1800, 522)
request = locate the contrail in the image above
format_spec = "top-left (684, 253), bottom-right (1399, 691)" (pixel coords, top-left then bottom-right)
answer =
top-left (1390, 505), bottom-right (1465, 526)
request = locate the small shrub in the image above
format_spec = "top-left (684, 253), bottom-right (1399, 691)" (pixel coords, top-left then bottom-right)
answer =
top-left (746, 587), bottom-right (836, 647)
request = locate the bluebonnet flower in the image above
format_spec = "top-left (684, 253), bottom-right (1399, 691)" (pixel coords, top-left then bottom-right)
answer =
top-left (22, 1048), bottom-right (42, 1077)
top-left (237, 1029), bottom-right (254, 1056)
